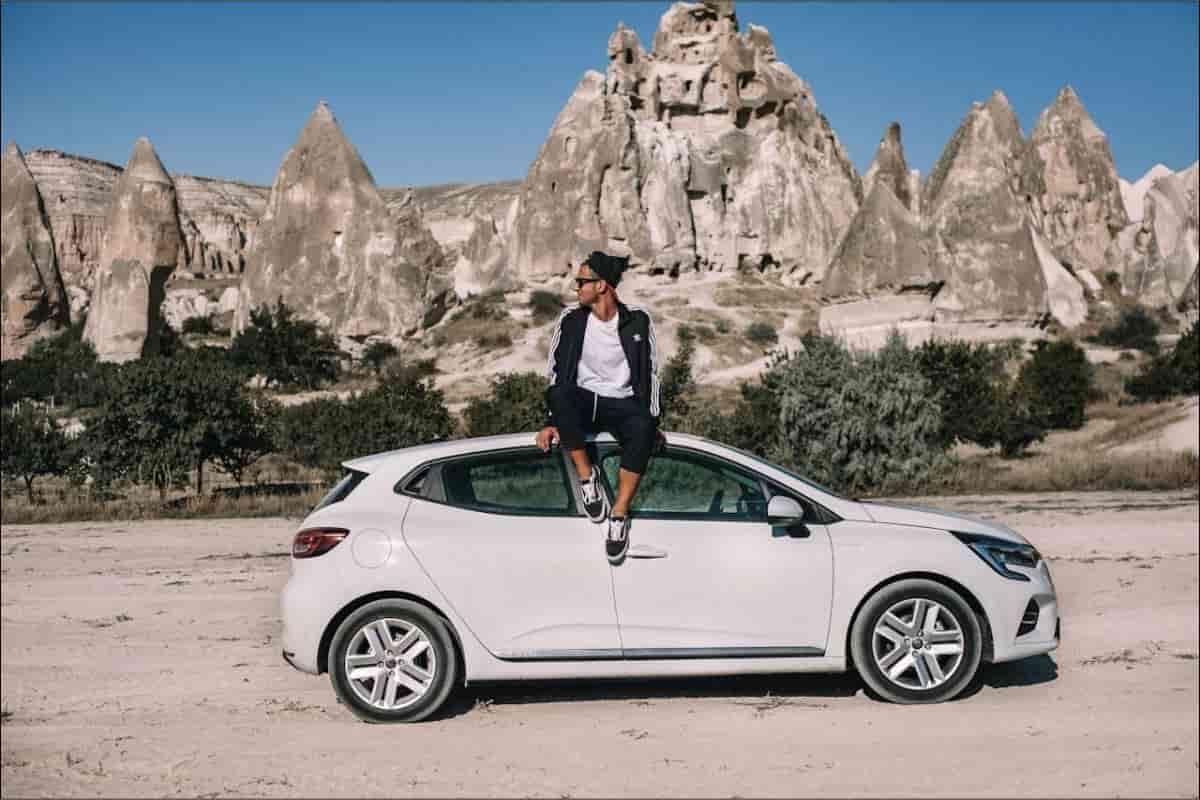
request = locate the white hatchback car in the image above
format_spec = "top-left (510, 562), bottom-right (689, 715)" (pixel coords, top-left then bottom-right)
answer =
top-left (281, 432), bottom-right (1059, 722)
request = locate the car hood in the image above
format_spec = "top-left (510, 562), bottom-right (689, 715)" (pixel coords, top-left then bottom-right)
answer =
top-left (859, 501), bottom-right (1029, 545)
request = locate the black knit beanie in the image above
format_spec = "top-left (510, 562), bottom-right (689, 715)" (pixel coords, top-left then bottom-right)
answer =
top-left (584, 251), bottom-right (629, 288)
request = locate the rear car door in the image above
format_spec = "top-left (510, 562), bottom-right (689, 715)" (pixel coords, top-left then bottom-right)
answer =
top-left (400, 447), bottom-right (620, 659)
top-left (600, 445), bottom-right (833, 655)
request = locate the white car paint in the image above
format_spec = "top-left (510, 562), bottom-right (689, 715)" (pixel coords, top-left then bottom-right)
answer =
top-left (280, 432), bottom-right (1058, 687)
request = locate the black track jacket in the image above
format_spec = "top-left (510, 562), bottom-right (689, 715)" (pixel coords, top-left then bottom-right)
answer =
top-left (545, 302), bottom-right (661, 421)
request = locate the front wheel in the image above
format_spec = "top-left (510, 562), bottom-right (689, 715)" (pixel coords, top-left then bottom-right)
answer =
top-left (329, 599), bottom-right (459, 723)
top-left (850, 578), bottom-right (983, 704)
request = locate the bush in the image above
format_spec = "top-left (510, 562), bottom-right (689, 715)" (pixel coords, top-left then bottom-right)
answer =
top-left (1019, 339), bottom-right (1092, 430)
top-left (1094, 306), bottom-right (1160, 354)
top-left (1126, 321), bottom-right (1200, 402)
top-left (913, 339), bottom-right (1010, 448)
top-left (229, 300), bottom-right (344, 390)
top-left (769, 333), bottom-right (949, 495)
top-left (278, 372), bottom-right (454, 477)
top-left (529, 290), bottom-right (565, 324)
top-left (475, 332), bottom-right (513, 350)
top-left (659, 332), bottom-right (697, 428)
top-left (360, 341), bottom-right (400, 375)
top-left (181, 315), bottom-right (216, 336)
top-left (463, 372), bottom-right (547, 437)
top-left (745, 321), bottom-right (778, 348)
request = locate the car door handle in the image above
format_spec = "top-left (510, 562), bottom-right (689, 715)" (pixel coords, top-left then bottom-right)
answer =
top-left (627, 544), bottom-right (668, 559)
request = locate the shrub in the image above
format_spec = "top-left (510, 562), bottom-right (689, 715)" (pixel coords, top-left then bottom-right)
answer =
top-left (1018, 339), bottom-right (1092, 430)
top-left (529, 290), bottom-right (565, 324)
top-left (229, 300), bottom-right (344, 390)
top-left (360, 341), bottom-right (400, 375)
top-left (913, 339), bottom-right (1010, 448)
top-left (0, 402), bottom-right (72, 503)
top-left (745, 321), bottom-right (778, 348)
top-left (1126, 321), bottom-right (1200, 402)
top-left (278, 373), bottom-right (454, 477)
top-left (714, 318), bottom-right (731, 335)
top-left (1094, 305), bottom-right (1160, 354)
top-left (475, 332), bottom-right (513, 350)
top-left (181, 315), bottom-right (216, 335)
top-left (769, 332), bottom-right (949, 495)
top-left (463, 372), bottom-right (547, 437)
top-left (659, 333), bottom-right (697, 428)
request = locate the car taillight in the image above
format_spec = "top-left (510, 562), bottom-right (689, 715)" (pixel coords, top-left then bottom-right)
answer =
top-left (292, 527), bottom-right (349, 559)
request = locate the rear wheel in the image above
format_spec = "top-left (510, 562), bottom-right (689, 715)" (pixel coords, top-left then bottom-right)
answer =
top-left (329, 599), bottom-right (459, 723)
top-left (850, 578), bottom-right (982, 704)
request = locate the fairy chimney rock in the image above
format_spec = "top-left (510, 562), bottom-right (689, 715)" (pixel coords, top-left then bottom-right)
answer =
top-left (237, 101), bottom-right (442, 339)
top-left (83, 137), bottom-right (183, 362)
top-left (1, 141), bottom-right (70, 359)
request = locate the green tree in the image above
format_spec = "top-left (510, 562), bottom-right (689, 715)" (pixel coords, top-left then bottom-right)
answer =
top-left (0, 321), bottom-right (111, 409)
top-left (0, 403), bottom-right (71, 503)
top-left (279, 368), bottom-right (455, 477)
top-left (914, 339), bottom-right (1010, 448)
top-left (463, 372), bottom-right (547, 437)
top-left (1126, 321), bottom-right (1200, 402)
top-left (83, 350), bottom-right (276, 498)
top-left (770, 332), bottom-right (949, 495)
top-left (229, 300), bottom-right (344, 390)
top-left (658, 327), bottom-right (697, 428)
top-left (1019, 339), bottom-right (1092, 430)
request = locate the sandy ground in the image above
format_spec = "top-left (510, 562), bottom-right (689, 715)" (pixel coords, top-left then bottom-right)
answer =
top-left (2, 491), bottom-right (1197, 798)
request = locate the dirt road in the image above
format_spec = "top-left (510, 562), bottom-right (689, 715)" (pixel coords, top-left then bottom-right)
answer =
top-left (2, 491), bottom-right (1197, 797)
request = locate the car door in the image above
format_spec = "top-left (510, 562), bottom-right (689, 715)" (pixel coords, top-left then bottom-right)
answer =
top-left (600, 445), bottom-right (834, 656)
top-left (400, 447), bottom-right (620, 660)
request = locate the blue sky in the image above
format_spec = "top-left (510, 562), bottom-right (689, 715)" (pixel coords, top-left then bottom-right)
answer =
top-left (2, 2), bottom-right (1196, 188)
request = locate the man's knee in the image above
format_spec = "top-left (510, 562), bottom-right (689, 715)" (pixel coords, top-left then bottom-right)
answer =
top-left (625, 411), bottom-right (656, 442)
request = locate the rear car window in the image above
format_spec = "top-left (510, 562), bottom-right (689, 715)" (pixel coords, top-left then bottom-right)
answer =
top-left (313, 469), bottom-right (368, 512)
top-left (441, 451), bottom-right (575, 515)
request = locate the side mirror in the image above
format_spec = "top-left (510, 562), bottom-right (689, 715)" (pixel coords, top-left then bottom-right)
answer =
top-left (767, 495), bottom-right (805, 523)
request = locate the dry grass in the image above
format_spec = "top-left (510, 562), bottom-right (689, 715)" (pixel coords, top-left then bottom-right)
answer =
top-left (926, 450), bottom-right (1199, 495)
top-left (1, 486), bottom-right (326, 525)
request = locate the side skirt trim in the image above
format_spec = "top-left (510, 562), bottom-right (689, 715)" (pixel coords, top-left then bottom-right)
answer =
top-left (495, 646), bottom-right (824, 662)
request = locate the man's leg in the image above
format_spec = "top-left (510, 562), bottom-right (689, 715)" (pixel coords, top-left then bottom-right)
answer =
top-left (546, 385), bottom-right (608, 521)
top-left (597, 398), bottom-right (657, 561)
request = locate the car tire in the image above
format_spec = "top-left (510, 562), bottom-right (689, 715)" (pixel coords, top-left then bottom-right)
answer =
top-left (850, 578), bottom-right (982, 704)
top-left (329, 599), bottom-right (460, 723)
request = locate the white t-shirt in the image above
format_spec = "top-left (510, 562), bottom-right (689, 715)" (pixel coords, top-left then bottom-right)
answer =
top-left (576, 312), bottom-right (634, 398)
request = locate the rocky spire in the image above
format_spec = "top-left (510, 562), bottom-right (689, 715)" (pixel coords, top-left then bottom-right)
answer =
top-left (1, 141), bottom-right (70, 358)
top-left (1025, 84), bottom-right (1127, 274)
top-left (922, 94), bottom-right (1051, 322)
top-left (861, 122), bottom-right (916, 214)
top-left (84, 137), bottom-right (184, 362)
top-left (237, 101), bottom-right (444, 339)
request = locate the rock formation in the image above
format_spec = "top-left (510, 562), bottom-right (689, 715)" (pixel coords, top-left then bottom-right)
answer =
top-left (1, 142), bottom-right (70, 359)
top-left (83, 138), bottom-right (184, 362)
top-left (237, 102), bottom-right (446, 340)
top-left (860, 123), bottom-right (919, 215)
top-left (507, 0), bottom-right (860, 284)
top-left (1024, 86), bottom-right (1127, 274)
top-left (1120, 164), bottom-right (1173, 223)
top-left (174, 175), bottom-right (266, 276)
top-left (1118, 161), bottom-right (1199, 307)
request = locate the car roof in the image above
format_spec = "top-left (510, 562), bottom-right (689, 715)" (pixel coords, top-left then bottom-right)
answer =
top-left (342, 431), bottom-right (862, 519)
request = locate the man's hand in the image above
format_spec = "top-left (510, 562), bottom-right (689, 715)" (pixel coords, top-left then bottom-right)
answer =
top-left (653, 429), bottom-right (667, 455)
top-left (536, 426), bottom-right (560, 452)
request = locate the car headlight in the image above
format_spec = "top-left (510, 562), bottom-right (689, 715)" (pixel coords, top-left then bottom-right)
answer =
top-left (952, 532), bottom-right (1041, 582)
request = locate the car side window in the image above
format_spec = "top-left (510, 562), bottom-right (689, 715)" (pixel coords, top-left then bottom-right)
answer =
top-left (600, 449), bottom-right (767, 521)
top-left (441, 450), bottom-right (576, 516)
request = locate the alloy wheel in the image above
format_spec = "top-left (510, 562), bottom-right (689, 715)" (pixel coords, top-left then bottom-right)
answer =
top-left (871, 598), bottom-right (965, 691)
top-left (344, 617), bottom-right (438, 711)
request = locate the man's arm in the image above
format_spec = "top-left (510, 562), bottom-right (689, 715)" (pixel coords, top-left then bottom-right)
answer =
top-left (543, 306), bottom-right (574, 427)
top-left (646, 312), bottom-right (661, 419)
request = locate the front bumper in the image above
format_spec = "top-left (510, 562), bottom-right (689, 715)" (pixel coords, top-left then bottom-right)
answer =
top-left (989, 559), bottom-right (1060, 664)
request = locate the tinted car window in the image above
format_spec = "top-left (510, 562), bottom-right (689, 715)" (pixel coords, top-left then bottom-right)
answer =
top-left (313, 469), bottom-right (368, 512)
top-left (601, 450), bottom-right (767, 520)
top-left (442, 450), bottom-right (576, 515)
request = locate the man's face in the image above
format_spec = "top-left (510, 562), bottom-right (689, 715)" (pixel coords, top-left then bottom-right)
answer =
top-left (574, 264), bottom-right (606, 306)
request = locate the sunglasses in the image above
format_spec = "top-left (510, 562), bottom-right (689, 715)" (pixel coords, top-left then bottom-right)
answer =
top-left (574, 277), bottom-right (602, 289)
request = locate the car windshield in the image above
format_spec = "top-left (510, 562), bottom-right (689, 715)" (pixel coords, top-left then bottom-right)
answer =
top-left (719, 444), bottom-right (843, 499)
